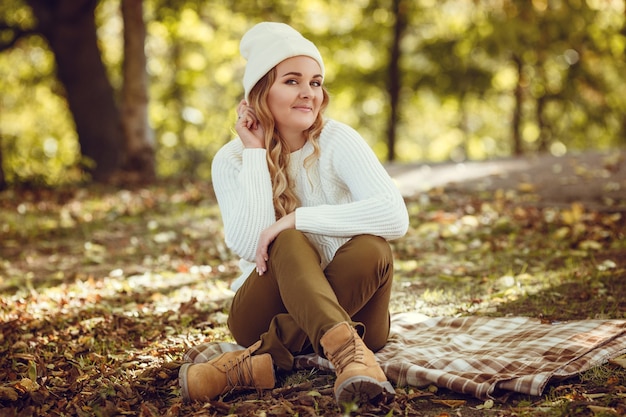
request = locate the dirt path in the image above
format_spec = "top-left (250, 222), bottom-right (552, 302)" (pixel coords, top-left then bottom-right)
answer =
top-left (387, 148), bottom-right (626, 211)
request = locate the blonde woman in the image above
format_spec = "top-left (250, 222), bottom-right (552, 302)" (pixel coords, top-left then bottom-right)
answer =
top-left (179, 22), bottom-right (409, 406)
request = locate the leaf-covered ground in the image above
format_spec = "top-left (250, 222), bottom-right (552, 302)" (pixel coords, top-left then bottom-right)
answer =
top-left (1, 150), bottom-right (626, 417)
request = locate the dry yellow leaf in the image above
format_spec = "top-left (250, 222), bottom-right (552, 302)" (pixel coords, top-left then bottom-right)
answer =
top-left (518, 182), bottom-right (536, 193)
top-left (14, 378), bottom-right (39, 394)
top-left (553, 226), bottom-right (570, 240)
top-left (562, 202), bottom-right (585, 224)
top-left (609, 354), bottom-right (626, 368)
top-left (432, 399), bottom-right (467, 408)
top-left (587, 405), bottom-right (618, 416)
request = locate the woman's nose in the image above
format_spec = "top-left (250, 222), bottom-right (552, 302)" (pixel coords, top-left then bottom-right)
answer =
top-left (299, 84), bottom-right (312, 98)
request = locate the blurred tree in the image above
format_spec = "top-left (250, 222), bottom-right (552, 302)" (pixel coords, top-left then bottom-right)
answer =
top-left (26, 0), bottom-right (125, 181)
top-left (0, 0), bottom-right (80, 186)
top-left (120, 0), bottom-right (155, 182)
top-left (400, 0), bottom-right (496, 160)
top-left (622, 4), bottom-right (626, 141)
top-left (0, 0), bottom-right (155, 184)
top-left (146, 0), bottom-right (250, 178)
top-left (1, 0), bottom-right (625, 187)
top-left (484, 0), bottom-right (626, 155)
top-left (310, 0), bottom-right (398, 159)
top-left (0, 145), bottom-right (5, 190)
top-left (386, 0), bottom-right (409, 162)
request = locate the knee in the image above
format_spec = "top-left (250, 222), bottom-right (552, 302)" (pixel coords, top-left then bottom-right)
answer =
top-left (274, 229), bottom-right (307, 245)
top-left (352, 235), bottom-right (393, 266)
top-left (270, 229), bottom-right (320, 260)
top-left (271, 229), bottom-right (309, 253)
top-left (364, 327), bottom-right (390, 353)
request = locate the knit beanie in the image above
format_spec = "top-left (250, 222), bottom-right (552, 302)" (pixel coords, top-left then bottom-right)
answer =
top-left (240, 22), bottom-right (325, 101)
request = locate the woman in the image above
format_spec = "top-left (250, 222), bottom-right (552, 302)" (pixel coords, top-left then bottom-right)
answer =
top-left (179, 21), bottom-right (409, 406)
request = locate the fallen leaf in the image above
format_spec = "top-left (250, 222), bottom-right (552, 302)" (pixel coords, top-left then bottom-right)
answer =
top-left (0, 386), bottom-right (19, 401)
top-left (14, 378), bottom-right (40, 394)
top-left (587, 405), bottom-right (618, 416)
top-left (476, 399), bottom-right (494, 410)
top-left (597, 260), bottom-right (617, 271)
top-left (578, 240), bottom-right (602, 250)
top-left (432, 399), bottom-right (466, 408)
top-left (583, 392), bottom-right (607, 400)
top-left (562, 202), bottom-right (585, 225)
top-left (518, 182), bottom-right (536, 193)
top-left (553, 226), bottom-right (570, 240)
top-left (609, 354), bottom-right (626, 368)
top-left (606, 376), bottom-right (620, 385)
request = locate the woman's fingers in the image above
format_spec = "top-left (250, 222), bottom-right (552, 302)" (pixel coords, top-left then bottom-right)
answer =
top-left (236, 101), bottom-right (260, 132)
top-left (255, 225), bottom-right (277, 276)
top-left (255, 244), bottom-right (269, 275)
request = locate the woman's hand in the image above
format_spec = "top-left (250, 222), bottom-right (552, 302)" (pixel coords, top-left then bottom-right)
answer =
top-left (235, 99), bottom-right (265, 149)
top-left (255, 212), bottom-right (296, 275)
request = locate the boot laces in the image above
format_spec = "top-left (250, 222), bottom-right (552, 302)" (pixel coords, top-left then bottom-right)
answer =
top-left (224, 350), bottom-right (256, 391)
top-left (329, 336), bottom-right (366, 374)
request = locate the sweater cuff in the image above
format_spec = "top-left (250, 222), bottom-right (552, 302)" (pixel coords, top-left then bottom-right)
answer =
top-left (295, 206), bottom-right (316, 233)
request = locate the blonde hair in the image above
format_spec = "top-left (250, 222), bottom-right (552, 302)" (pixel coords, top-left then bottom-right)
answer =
top-left (248, 68), bottom-right (329, 219)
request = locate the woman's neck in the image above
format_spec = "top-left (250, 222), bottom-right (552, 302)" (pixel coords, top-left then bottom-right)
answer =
top-left (283, 131), bottom-right (307, 152)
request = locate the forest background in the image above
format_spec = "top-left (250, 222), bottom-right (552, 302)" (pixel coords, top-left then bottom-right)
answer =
top-left (1, 0), bottom-right (625, 188)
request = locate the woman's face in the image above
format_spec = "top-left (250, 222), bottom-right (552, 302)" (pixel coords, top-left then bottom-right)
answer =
top-left (267, 56), bottom-right (323, 140)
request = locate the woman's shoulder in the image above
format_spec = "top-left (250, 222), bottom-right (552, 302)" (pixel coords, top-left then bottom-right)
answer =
top-left (321, 118), bottom-right (358, 136)
top-left (214, 137), bottom-right (244, 161)
top-left (320, 119), bottom-right (363, 145)
top-left (319, 119), bottom-right (369, 152)
top-left (212, 138), bottom-right (245, 177)
top-left (218, 137), bottom-right (244, 153)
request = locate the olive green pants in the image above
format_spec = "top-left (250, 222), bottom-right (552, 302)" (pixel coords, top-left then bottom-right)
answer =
top-left (227, 229), bottom-right (394, 371)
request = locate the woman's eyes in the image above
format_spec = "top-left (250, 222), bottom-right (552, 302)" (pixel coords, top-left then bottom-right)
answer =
top-left (285, 79), bottom-right (322, 87)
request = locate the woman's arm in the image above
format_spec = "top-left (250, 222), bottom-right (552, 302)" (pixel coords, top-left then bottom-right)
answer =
top-left (211, 143), bottom-right (276, 262)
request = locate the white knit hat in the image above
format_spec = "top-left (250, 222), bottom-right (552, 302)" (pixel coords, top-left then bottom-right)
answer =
top-left (240, 22), bottom-right (325, 101)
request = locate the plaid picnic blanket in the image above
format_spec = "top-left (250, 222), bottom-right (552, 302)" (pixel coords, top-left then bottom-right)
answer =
top-left (183, 313), bottom-right (626, 399)
top-left (293, 313), bottom-right (626, 399)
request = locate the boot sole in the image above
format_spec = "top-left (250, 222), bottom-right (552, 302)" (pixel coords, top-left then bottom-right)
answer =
top-left (178, 362), bottom-right (192, 402)
top-left (335, 376), bottom-right (395, 405)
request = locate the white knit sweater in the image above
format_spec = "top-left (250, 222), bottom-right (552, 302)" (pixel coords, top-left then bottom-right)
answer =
top-left (211, 119), bottom-right (409, 291)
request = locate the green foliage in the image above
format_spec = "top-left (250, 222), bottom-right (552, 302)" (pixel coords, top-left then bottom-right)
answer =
top-left (1, 0), bottom-right (625, 185)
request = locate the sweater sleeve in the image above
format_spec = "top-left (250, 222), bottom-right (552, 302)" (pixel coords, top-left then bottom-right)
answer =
top-left (295, 121), bottom-right (409, 240)
top-left (211, 140), bottom-right (276, 262)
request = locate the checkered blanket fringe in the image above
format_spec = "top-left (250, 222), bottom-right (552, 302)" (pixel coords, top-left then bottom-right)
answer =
top-left (293, 313), bottom-right (626, 399)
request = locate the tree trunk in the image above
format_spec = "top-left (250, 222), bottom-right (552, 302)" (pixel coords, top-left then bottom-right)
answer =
top-left (0, 139), bottom-right (5, 190)
top-left (536, 94), bottom-right (548, 152)
top-left (386, 0), bottom-right (407, 163)
top-left (121, 0), bottom-right (155, 182)
top-left (512, 54), bottom-right (524, 156)
top-left (621, 6), bottom-right (626, 145)
top-left (27, 0), bottom-right (124, 182)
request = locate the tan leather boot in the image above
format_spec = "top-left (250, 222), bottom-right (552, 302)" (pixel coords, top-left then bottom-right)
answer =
top-left (179, 340), bottom-right (275, 402)
top-left (320, 322), bottom-right (394, 404)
